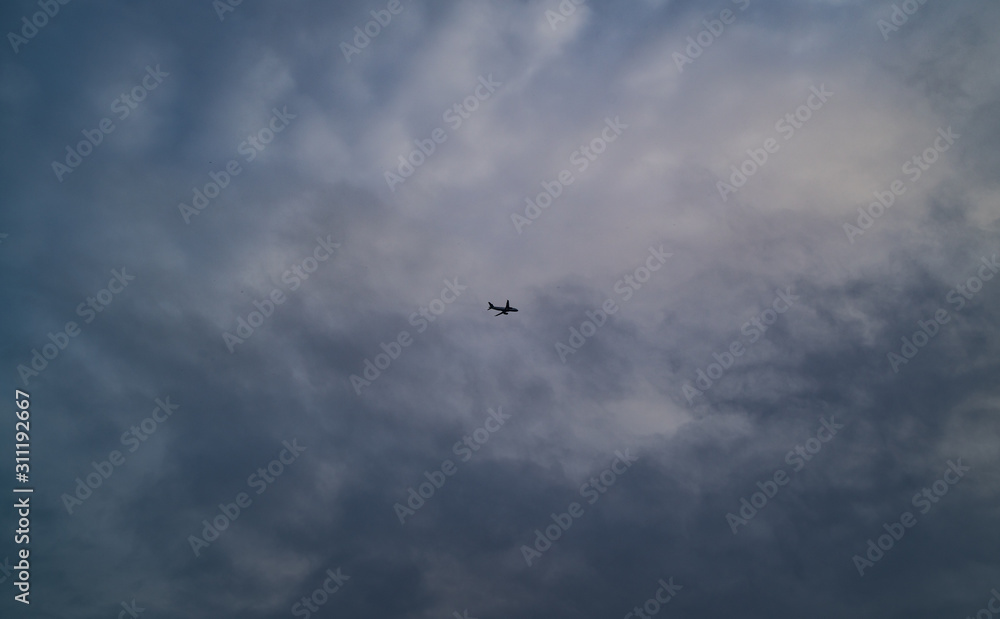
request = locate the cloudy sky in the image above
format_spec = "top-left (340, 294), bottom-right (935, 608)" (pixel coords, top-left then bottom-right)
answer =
top-left (3, 0), bottom-right (1000, 617)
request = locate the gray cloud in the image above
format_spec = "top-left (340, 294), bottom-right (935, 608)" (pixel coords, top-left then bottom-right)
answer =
top-left (2, 0), bottom-right (1000, 617)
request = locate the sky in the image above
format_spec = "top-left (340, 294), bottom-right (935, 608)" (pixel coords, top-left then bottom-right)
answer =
top-left (2, 0), bottom-right (1000, 617)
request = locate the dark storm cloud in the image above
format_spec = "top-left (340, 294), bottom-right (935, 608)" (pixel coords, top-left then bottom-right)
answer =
top-left (2, 0), bottom-right (999, 617)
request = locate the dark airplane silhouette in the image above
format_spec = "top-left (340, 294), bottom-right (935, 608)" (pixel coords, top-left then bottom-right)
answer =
top-left (488, 300), bottom-right (518, 316)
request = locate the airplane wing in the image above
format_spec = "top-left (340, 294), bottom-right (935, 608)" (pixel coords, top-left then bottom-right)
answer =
top-left (505, 300), bottom-right (511, 310)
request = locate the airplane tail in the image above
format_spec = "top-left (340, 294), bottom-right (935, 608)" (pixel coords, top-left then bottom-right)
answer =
top-left (488, 302), bottom-right (496, 310)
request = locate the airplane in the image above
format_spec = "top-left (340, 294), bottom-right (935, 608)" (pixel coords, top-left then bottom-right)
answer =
top-left (488, 300), bottom-right (518, 316)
